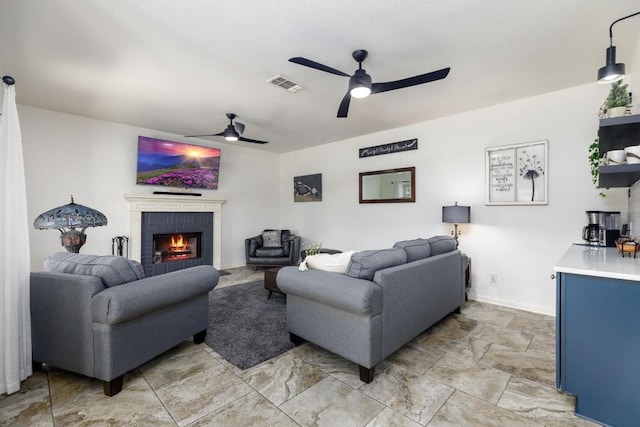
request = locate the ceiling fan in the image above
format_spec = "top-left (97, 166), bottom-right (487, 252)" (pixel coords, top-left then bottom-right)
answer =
top-left (289, 49), bottom-right (450, 118)
top-left (186, 113), bottom-right (269, 144)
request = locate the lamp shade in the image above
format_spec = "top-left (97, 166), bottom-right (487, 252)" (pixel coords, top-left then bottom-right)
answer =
top-left (33, 196), bottom-right (107, 253)
top-left (597, 46), bottom-right (625, 84)
top-left (33, 197), bottom-right (107, 230)
top-left (442, 203), bottom-right (470, 224)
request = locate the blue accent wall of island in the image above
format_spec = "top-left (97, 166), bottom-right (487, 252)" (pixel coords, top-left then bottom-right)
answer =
top-left (555, 245), bottom-right (640, 427)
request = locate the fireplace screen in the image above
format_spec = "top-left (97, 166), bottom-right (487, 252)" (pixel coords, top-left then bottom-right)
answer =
top-left (153, 232), bottom-right (202, 263)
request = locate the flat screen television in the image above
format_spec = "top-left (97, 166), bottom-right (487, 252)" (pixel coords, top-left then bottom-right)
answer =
top-left (136, 136), bottom-right (221, 190)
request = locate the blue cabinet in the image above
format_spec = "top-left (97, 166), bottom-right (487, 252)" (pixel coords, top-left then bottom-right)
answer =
top-left (556, 272), bottom-right (640, 426)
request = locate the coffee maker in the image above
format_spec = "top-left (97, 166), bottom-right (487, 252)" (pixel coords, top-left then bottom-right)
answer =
top-left (583, 210), bottom-right (600, 245)
top-left (583, 210), bottom-right (621, 247)
top-left (599, 211), bottom-right (621, 247)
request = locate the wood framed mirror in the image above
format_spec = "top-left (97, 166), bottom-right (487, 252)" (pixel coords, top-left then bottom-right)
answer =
top-left (359, 166), bottom-right (415, 203)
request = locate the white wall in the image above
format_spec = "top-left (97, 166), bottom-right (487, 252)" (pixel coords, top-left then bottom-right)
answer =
top-left (279, 82), bottom-right (629, 315)
top-left (19, 105), bottom-right (280, 270)
top-left (14, 79), bottom-right (637, 315)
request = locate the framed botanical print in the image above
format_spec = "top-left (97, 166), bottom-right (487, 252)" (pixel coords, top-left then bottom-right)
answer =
top-left (485, 140), bottom-right (548, 205)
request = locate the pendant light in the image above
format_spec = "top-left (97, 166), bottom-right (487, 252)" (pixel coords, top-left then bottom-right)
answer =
top-left (597, 11), bottom-right (640, 84)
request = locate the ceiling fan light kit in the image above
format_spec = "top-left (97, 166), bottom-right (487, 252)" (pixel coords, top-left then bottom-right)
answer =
top-left (597, 11), bottom-right (640, 84)
top-left (350, 69), bottom-right (373, 98)
top-left (289, 48), bottom-right (450, 117)
top-left (223, 125), bottom-right (239, 141)
top-left (186, 113), bottom-right (269, 145)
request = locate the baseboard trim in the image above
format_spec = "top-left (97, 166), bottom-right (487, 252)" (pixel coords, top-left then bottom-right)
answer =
top-left (469, 295), bottom-right (555, 317)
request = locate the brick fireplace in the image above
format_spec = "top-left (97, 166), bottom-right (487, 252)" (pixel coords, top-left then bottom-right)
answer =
top-left (125, 194), bottom-right (225, 274)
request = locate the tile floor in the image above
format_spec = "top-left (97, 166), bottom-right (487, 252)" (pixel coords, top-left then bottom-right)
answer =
top-left (0, 267), bottom-right (598, 426)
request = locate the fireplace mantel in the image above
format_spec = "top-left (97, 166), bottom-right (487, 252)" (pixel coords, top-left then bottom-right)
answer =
top-left (124, 193), bottom-right (226, 268)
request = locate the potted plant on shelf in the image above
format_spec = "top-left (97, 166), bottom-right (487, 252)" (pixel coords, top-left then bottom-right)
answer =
top-left (605, 81), bottom-right (630, 118)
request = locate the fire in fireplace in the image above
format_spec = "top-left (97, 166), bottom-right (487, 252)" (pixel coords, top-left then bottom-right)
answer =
top-left (153, 232), bottom-right (202, 263)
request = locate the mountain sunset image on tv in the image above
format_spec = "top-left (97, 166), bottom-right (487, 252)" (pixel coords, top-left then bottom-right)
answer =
top-left (136, 136), bottom-right (221, 190)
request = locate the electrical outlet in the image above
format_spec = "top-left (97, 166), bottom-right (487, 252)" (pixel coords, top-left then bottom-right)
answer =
top-left (490, 273), bottom-right (498, 285)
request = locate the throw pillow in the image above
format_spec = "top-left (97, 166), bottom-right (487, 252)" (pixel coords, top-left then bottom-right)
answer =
top-left (299, 251), bottom-right (356, 274)
top-left (128, 259), bottom-right (145, 280)
top-left (345, 248), bottom-right (407, 280)
top-left (393, 238), bottom-right (431, 262)
top-left (262, 230), bottom-right (282, 248)
top-left (427, 235), bottom-right (457, 255)
top-left (44, 252), bottom-right (142, 287)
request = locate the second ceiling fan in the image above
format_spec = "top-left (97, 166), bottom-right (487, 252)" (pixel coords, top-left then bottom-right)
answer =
top-left (186, 113), bottom-right (269, 144)
top-left (289, 49), bottom-right (450, 118)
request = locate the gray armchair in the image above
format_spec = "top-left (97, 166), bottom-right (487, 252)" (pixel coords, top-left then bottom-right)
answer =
top-left (245, 229), bottom-right (301, 268)
top-left (30, 253), bottom-right (218, 396)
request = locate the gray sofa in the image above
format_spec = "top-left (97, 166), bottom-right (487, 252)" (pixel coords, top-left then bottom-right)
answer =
top-left (277, 236), bottom-right (467, 383)
top-left (30, 253), bottom-right (219, 396)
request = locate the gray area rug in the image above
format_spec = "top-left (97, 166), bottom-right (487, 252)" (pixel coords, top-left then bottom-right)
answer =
top-left (205, 280), bottom-right (293, 370)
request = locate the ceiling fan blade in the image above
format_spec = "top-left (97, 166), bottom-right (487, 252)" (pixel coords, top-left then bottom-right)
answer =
top-left (371, 67), bottom-right (450, 94)
top-left (337, 91), bottom-right (352, 118)
top-left (289, 57), bottom-right (350, 77)
top-left (235, 122), bottom-right (245, 135)
top-left (238, 136), bottom-right (269, 144)
top-left (185, 131), bottom-right (225, 138)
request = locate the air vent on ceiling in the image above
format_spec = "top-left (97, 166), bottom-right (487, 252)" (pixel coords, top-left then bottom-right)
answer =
top-left (266, 74), bottom-right (304, 93)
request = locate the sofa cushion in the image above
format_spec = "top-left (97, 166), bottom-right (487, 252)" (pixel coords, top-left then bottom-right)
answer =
top-left (427, 235), bottom-right (457, 255)
top-left (256, 247), bottom-right (285, 257)
top-left (345, 248), bottom-right (407, 280)
top-left (300, 251), bottom-right (356, 274)
top-left (393, 238), bottom-right (431, 262)
top-left (44, 252), bottom-right (144, 287)
top-left (262, 230), bottom-right (282, 247)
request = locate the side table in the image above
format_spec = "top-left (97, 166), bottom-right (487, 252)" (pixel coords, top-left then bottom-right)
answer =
top-left (264, 266), bottom-right (285, 299)
top-left (465, 257), bottom-right (471, 301)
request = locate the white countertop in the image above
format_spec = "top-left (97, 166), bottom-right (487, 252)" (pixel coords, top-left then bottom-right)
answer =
top-left (554, 244), bottom-right (640, 281)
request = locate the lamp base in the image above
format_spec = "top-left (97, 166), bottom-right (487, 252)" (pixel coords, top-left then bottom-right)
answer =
top-left (451, 224), bottom-right (460, 248)
top-left (60, 230), bottom-right (87, 253)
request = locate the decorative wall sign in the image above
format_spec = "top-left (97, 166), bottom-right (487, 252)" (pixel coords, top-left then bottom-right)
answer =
top-left (485, 140), bottom-right (548, 205)
top-left (359, 138), bottom-right (418, 158)
top-left (294, 173), bottom-right (322, 202)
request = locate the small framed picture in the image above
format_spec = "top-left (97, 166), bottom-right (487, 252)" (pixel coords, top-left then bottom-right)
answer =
top-left (485, 140), bottom-right (548, 205)
top-left (294, 173), bottom-right (322, 202)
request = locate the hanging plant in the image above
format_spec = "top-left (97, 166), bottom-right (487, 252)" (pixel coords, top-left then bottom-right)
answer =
top-left (588, 137), bottom-right (606, 197)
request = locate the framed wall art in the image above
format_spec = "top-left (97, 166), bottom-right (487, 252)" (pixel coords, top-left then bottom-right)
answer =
top-left (485, 140), bottom-right (548, 205)
top-left (294, 173), bottom-right (322, 202)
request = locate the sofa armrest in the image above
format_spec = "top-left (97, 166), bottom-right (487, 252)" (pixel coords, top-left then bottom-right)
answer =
top-left (92, 265), bottom-right (218, 325)
top-left (245, 235), bottom-right (263, 259)
top-left (30, 272), bottom-right (106, 375)
top-left (287, 235), bottom-right (301, 264)
top-left (277, 267), bottom-right (381, 315)
top-left (373, 250), bottom-right (463, 357)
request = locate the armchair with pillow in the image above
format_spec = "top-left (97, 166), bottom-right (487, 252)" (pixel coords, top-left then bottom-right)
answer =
top-left (245, 229), bottom-right (301, 268)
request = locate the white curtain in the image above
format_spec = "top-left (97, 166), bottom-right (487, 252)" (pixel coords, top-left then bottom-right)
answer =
top-left (0, 80), bottom-right (32, 395)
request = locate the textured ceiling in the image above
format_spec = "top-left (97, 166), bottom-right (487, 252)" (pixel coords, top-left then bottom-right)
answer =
top-left (1, 0), bottom-right (639, 153)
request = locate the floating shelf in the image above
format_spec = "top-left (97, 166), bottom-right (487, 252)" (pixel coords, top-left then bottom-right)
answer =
top-left (598, 114), bottom-right (640, 188)
top-left (599, 163), bottom-right (640, 188)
